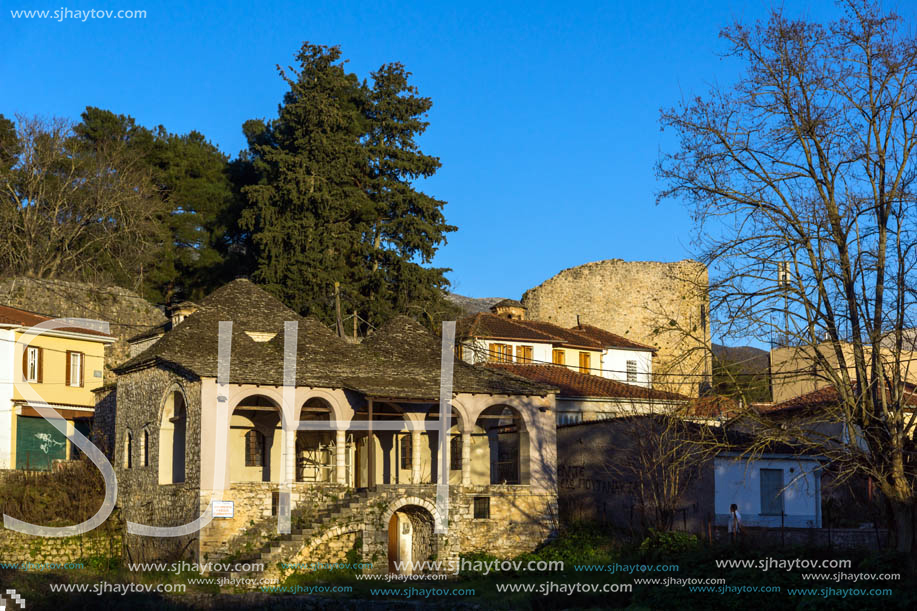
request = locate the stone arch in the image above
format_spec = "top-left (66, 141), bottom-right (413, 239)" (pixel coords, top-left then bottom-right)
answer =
top-left (296, 389), bottom-right (349, 425)
top-left (159, 384), bottom-right (188, 484)
top-left (382, 500), bottom-right (438, 574)
top-left (449, 397), bottom-right (473, 434)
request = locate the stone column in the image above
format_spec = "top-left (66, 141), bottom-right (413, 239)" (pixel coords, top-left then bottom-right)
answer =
top-left (411, 429), bottom-right (422, 484)
top-left (461, 432), bottom-right (472, 486)
top-left (335, 429), bottom-right (347, 485)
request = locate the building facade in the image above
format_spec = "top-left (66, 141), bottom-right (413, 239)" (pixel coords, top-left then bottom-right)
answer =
top-left (112, 280), bottom-right (560, 574)
top-left (456, 301), bottom-right (656, 386)
top-left (0, 304), bottom-right (114, 470)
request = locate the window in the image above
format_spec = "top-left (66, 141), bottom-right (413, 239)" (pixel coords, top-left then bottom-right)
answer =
top-left (450, 435), bottom-right (462, 470)
top-left (473, 496), bottom-right (490, 519)
top-left (760, 468), bottom-right (785, 515)
top-left (141, 430), bottom-right (149, 467)
top-left (124, 430), bottom-right (132, 469)
top-left (400, 434), bottom-right (412, 470)
top-left (552, 349), bottom-right (565, 365)
top-left (454, 344), bottom-right (464, 361)
top-left (245, 430), bottom-right (265, 467)
top-left (66, 351), bottom-right (84, 387)
top-left (515, 345), bottom-right (533, 363)
top-left (488, 343), bottom-right (512, 363)
top-left (557, 411), bottom-right (583, 426)
top-left (578, 351), bottom-right (591, 374)
top-left (23, 346), bottom-right (42, 383)
top-left (626, 360), bottom-right (638, 383)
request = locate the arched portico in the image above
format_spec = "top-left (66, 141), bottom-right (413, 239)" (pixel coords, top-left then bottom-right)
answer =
top-left (228, 394), bottom-right (283, 483)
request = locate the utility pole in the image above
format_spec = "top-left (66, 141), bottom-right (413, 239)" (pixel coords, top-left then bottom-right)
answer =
top-left (334, 282), bottom-right (345, 338)
top-left (777, 262), bottom-right (791, 346)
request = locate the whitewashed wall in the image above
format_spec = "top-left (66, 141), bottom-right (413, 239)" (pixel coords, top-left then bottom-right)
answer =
top-left (714, 456), bottom-right (822, 528)
top-left (0, 328), bottom-right (15, 469)
top-left (600, 349), bottom-right (653, 387)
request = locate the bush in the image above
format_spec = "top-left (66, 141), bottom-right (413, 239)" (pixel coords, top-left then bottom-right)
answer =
top-left (638, 529), bottom-right (698, 557)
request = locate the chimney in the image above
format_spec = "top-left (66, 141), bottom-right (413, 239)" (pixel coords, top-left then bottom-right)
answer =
top-left (170, 301), bottom-right (198, 328)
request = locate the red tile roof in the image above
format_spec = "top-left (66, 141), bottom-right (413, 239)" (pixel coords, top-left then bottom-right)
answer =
top-left (456, 313), bottom-right (566, 344)
top-left (487, 363), bottom-right (687, 401)
top-left (569, 324), bottom-right (657, 352)
top-left (760, 384), bottom-right (917, 416)
top-left (687, 395), bottom-right (740, 419)
top-left (0, 304), bottom-right (113, 338)
top-left (457, 313), bottom-right (604, 349)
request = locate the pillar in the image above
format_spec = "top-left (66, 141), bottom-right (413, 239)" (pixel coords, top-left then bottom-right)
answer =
top-left (335, 429), bottom-right (347, 485)
top-left (461, 431), bottom-right (472, 486)
top-left (411, 429), bottom-right (422, 484)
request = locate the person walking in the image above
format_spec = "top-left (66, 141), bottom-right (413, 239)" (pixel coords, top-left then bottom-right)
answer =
top-left (729, 503), bottom-right (743, 542)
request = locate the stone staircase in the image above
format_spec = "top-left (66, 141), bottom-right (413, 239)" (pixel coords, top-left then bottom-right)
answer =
top-left (216, 487), bottom-right (376, 582)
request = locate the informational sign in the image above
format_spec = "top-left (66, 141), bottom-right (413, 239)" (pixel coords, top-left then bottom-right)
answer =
top-left (212, 500), bottom-right (234, 518)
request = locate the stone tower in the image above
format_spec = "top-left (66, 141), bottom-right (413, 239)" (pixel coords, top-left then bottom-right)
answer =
top-left (522, 259), bottom-right (711, 396)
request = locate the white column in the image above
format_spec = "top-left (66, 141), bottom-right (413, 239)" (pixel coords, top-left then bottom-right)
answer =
top-left (411, 429), bottom-right (422, 484)
top-left (335, 429), bottom-right (347, 485)
top-left (461, 432), bottom-right (472, 486)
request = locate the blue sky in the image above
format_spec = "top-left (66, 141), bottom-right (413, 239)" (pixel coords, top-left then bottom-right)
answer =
top-left (1, 0), bottom-right (857, 301)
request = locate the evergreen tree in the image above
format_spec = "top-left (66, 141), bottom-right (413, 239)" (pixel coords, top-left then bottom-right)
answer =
top-left (240, 43), bottom-right (455, 328)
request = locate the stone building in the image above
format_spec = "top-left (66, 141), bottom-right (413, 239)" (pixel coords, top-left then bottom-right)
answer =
top-left (111, 279), bottom-right (559, 574)
top-left (522, 259), bottom-right (712, 397)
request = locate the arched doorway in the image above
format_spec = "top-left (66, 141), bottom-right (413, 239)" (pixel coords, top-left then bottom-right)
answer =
top-left (387, 504), bottom-right (435, 574)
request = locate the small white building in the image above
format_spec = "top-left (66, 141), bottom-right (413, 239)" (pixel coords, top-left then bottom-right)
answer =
top-left (714, 452), bottom-right (823, 528)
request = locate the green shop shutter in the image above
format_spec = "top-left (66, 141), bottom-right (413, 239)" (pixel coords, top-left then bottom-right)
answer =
top-left (16, 416), bottom-right (68, 470)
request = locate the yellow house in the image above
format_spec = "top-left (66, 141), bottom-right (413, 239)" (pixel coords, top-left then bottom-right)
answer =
top-left (0, 304), bottom-right (114, 470)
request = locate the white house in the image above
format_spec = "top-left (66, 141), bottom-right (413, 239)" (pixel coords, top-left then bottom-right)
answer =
top-left (456, 300), bottom-right (656, 386)
top-left (714, 453), bottom-right (823, 528)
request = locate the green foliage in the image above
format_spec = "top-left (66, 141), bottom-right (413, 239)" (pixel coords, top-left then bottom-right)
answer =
top-left (238, 43), bottom-right (455, 329)
top-left (75, 107), bottom-right (237, 303)
top-left (711, 355), bottom-right (772, 403)
top-left (638, 528), bottom-right (699, 557)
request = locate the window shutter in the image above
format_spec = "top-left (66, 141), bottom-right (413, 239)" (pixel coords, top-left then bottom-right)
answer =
top-left (37, 347), bottom-right (43, 383)
top-left (66, 351), bottom-right (72, 387)
top-left (80, 353), bottom-right (85, 387)
top-left (22, 347), bottom-right (27, 380)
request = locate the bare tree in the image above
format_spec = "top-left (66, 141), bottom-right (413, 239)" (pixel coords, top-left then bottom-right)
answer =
top-left (658, 1), bottom-right (917, 550)
top-left (0, 115), bottom-right (166, 289)
top-left (603, 409), bottom-right (722, 532)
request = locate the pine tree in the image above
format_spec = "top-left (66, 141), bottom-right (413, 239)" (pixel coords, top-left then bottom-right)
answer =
top-left (240, 44), bottom-right (455, 328)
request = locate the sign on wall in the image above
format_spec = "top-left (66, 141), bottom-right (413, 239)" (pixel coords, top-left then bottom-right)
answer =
top-left (212, 500), bottom-right (234, 518)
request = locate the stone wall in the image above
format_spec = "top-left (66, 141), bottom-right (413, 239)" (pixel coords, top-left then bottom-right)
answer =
top-left (0, 276), bottom-right (166, 379)
top-left (115, 366), bottom-right (202, 563)
top-left (522, 259), bottom-right (711, 397)
top-left (0, 522), bottom-right (121, 566)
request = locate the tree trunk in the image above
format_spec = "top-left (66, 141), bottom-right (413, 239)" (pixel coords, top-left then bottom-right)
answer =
top-left (891, 501), bottom-right (914, 553)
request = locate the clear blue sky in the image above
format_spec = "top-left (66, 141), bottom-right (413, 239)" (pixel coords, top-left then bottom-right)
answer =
top-left (1, 0), bottom-right (858, 300)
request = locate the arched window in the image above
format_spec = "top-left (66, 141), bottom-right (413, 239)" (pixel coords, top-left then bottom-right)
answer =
top-left (159, 390), bottom-right (186, 484)
top-left (124, 429), bottom-right (132, 469)
top-left (142, 429), bottom-right (149, 467)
